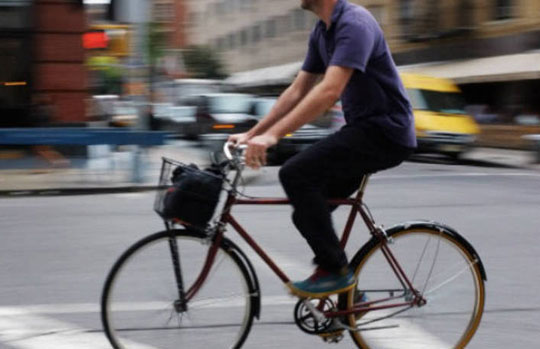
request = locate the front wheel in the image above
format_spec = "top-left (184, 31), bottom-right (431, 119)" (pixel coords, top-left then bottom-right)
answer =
top-left (344, 222), bottom-right (486, 348)
top-left (101, 229), bottom-right (255, 349)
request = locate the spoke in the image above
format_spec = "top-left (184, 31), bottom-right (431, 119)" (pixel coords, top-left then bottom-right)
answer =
top-left (421, 234), bottom-right (441, 294)
top-left (410, 234), bottom-right (432, 285)
top-left (424, 259), bottom-right (479, 297)
top-left (183, 292), bottom-right (249, 312)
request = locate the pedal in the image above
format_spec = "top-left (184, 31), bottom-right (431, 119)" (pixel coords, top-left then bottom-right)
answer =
top-left (318, 320), bottom-right (345, 343)
top-left (319, 330), bottom-right (344, 343)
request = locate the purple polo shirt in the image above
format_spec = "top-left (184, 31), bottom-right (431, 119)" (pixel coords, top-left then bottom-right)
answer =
top-left (302, 0), bottom-right (417, 148)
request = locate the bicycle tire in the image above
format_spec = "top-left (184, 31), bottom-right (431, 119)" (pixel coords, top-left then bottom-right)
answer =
top-left (101, 229), bottom-right (256, 349)
top-left (342, 221), bottom-right (486, 349)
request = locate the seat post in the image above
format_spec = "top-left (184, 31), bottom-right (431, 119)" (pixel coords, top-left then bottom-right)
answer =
top-left (355, 174), bottom-right (371, 202)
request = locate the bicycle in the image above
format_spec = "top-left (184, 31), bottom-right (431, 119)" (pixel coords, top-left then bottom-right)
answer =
top-left (101, 143), bottom-right (486, 349)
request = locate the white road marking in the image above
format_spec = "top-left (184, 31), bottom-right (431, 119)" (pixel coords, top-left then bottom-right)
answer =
top-left (0, 312), bottom-right (155, 349)
top-left (360, 310), bottom-right (451, 349)
top-left (237, 241), bottom-right (313, 280)
top-left (238, 246), bottom-right (453, 348)
top-left (112, 193), bottom-right (148, 199)
top-left (0, 296), bottom-right (297, 317)
top-left (374, 172), bottom-right (540, 180)
top-left (0, 295), bottom-right (453, 349)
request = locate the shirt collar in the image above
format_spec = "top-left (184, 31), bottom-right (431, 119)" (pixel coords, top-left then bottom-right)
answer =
top-left (319, 0), bottom-right (347, 31)
top-left (330, 0), bottom-right (346, 25)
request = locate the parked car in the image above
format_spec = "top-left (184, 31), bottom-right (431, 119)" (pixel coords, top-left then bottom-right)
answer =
top-left (153, 103), bottom-right (197, 138)
top-left (182, 93), bottom-right (258, 144)
top-left (89, 94), bottom-right (118, 123)
top-left (109, 100), bottom-right (138, 127)
top-left (250, 97), bottom-right (334, 164)
top-left (401, 73), bottom-right (480, 159)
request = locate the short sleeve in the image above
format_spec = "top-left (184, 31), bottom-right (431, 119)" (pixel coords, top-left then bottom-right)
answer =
top-left (330, 20), bottom-right (375, 72)
top-left (301, 30), bottom-right (325, 74)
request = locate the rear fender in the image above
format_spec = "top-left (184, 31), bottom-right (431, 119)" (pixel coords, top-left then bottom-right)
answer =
top-left (386, 220), bottom-right (487, 281)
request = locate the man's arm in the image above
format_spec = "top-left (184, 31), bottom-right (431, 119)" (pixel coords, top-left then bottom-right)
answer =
top-left (267, 65), bottom-right (353, 139)
top-left (245, 65), bottom-right (354, 168)
top-left (229, 71), bottom-right (320, 145)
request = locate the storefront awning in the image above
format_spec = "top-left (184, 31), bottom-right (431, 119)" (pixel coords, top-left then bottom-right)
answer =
top-left (226, 51), bottom-right (540, 88)
top-left (398, 51), bottom-right (540, 84)
top-left (225, 61), bottom-right (302, 87)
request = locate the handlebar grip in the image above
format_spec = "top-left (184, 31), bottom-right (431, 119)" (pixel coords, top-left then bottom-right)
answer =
top-left (223, 142), bottom-right (247, 161)
top-left (224, 142), bottom-right (234, 160)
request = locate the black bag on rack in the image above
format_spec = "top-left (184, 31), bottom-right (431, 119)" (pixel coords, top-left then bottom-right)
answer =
top-left (161, 163), bottom-right (224, 228)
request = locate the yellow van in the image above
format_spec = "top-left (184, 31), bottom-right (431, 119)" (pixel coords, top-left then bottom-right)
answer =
top-left (401, 73), bottom-right (480, 159)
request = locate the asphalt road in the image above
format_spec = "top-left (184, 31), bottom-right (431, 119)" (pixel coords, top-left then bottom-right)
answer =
top-left (0, 158), bottom-right (539, 348)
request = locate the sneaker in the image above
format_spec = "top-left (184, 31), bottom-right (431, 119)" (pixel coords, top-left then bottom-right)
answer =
top-left (288, 267), bottom-right (356, 298)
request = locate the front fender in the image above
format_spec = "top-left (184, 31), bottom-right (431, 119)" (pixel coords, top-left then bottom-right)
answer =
top-left (222, 237), bottom-right (262, 319)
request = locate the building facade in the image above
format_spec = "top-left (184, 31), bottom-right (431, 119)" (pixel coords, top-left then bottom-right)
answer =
top-left (185, 0), bottom-right (540, 73)
top-left (152, 0), bottom-right (188, 49)
top-left (185, 0), bottom-right (540, 123)
top-left (34, 0), bottom-right (88, 124)
top-left (0, 1), bottom-right (33, 127)
top-left (0, 0), bottom-right (87, 126)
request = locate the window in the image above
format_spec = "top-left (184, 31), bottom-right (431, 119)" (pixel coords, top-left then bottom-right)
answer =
top-left (399, 0), bottom-right (414, 33)
top-left (252, 24), bottom-right (261, 44)
top-left (216, 37), bottom-right (226, 50)
top-left (407, 89), bottom-right (466, 114)
top-left (293, 8), bottom-right (306, 31)
top-left (367, 5), bottom-right (385, 26)
top-left (228, 33), bottom-right (236, 50)
top-left (154, 2), bottom-right (173, 22)
top-left (240, 28), bottom-right (248, 46)
top-left (229, 0), bottom-right (240, 12)
top-left (495, 0), bottom-right (513, 20)
top-left (276, 15), bottom-right (291, 35)
top-left (265, 18), bottom-right (276, 38)
top-left (240, 0), bottom-right (251, 10)
top-left (216, 1), bottom-right (225, 15)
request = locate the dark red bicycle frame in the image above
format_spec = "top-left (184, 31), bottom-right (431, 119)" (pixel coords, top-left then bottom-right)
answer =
top-left (184, 175), bottom-right (424, 317)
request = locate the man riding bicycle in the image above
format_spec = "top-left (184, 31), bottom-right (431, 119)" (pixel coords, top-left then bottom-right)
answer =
top-left (228, 0), bottom-right (416, 298)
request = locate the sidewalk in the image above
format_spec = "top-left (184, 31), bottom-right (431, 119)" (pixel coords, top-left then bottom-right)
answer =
top-left (0, 144), bottom-right (539, 197)
top-left (0, 143), bottom-right (212, 195)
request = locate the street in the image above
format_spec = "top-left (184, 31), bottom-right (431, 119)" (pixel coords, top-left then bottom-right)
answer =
top-left (1, 157), bottom-right (539, 348)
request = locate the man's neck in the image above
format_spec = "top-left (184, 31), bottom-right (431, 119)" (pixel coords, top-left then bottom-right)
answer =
top-left (313, 0), bottom-right (338, 29)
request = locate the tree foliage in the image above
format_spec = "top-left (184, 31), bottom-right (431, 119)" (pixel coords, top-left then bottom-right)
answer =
top-left (146, 22), bottom-right (167, 67)
top-left (183, 45), bottom-right (228, 79)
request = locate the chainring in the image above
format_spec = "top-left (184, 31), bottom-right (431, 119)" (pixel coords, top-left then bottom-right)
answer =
top-left (293, 297), bottom-right (336, 335)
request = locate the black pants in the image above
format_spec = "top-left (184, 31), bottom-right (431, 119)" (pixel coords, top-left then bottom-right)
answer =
top-left (278, 122), bottom-right (413, 273)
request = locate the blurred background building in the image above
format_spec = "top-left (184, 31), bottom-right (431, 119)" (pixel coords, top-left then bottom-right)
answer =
top-left (1, 0), bottom-right (540, 134)
top-left (187, 0), bottom-right (540, 130)
top-left (1, 0), bottom-right (87, 127)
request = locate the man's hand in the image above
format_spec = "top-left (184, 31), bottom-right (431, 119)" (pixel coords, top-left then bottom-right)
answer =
top-left (227, 132), bottom-right (251, 146)
top-left (245, 134), bottom-right (278, 169)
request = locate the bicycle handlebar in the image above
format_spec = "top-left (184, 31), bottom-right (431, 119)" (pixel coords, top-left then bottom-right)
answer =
top-left (223, 142), bottom-right (247, 162)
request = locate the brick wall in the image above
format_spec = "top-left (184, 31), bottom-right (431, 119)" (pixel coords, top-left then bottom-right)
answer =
top-left (33, 0), bottom-right (88, 123)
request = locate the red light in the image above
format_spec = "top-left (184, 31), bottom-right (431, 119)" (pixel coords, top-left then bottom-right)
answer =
top-left (83, 31), bottom-right (109, 49)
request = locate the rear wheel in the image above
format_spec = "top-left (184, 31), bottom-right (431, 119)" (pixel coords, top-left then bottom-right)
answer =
top-left (101, 230), bottom-right (255, 349)
top-left (344, 225), bottom-right (485, 348)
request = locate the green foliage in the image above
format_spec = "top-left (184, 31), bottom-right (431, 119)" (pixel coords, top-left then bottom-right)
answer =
top-left (146, 22), bottom-right (167, 67)
top-left (183, 45), bottom-right (228, 79)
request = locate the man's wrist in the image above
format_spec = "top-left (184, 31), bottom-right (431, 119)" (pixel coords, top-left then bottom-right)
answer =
top-left (265, 129), bottom-right (282, 141)
top-left (246, 129), bottom-right (258, 138)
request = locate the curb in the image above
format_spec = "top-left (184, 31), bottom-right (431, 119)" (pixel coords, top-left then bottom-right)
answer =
top-left (0, 185), bottom-right (158, 198)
